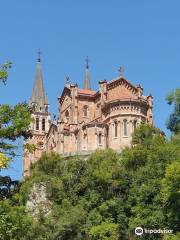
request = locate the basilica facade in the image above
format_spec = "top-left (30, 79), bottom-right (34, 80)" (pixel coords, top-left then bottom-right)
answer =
top-left (24, 57), bottom-right (153, 176)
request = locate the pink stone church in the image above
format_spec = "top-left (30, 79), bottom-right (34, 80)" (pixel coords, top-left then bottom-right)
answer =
top-left (24, 56), bottom-right (153, 176)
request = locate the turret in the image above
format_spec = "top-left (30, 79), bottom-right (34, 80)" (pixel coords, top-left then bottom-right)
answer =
top-left (23, 50), bottom-right (50, 177)
top-left (29, 50), bottom-right (50, 133)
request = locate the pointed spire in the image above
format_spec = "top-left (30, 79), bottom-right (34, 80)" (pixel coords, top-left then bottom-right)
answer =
top-left (30, 49), bottom-right (48, 111)
top-left (37, 48), bottom-right (41, 63)
top-left (83, 56), bottom-right (91, 90)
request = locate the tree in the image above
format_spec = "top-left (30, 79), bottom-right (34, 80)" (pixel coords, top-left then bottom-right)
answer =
top-left (0, 61), bottom-right (12, 85)
top-left (166, 88), bottom-right (180, 134)
top-left (121, 124), bottom-right (180, 240)
top-left (161, 161), bottom-right (180, 232)
top-left (0, 200), bottom-right (32, 240)
top-left (0, 103), bottom-right (32, 168)
top-left (0, 62), bottom-right (31, 169)
top-left (0, 61), bottom-right (31, 202)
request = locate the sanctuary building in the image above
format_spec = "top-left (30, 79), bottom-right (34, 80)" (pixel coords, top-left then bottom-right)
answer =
top-left (24, 56), bottom-right (153, 176)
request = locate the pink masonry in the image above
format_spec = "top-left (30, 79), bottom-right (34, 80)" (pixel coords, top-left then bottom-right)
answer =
top-left (23, 57), bottom-right (153, 176)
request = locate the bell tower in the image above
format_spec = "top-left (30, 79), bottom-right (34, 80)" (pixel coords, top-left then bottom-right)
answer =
top-left (23, 50), bottom-right (50, 176)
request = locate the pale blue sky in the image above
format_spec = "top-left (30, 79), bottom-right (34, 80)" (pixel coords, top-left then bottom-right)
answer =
top-left (1, 0), bottom-right (179, 179)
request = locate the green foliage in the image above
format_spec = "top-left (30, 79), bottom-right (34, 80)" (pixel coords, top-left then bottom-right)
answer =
top-left (163, 233), bottom-right (180, 240)
top-left (0, 61), bottom-right (32, 202)
top-left (166, 89), bottom-right (180, 105)
top-left (161, 161), bottom-right (180, 232)
top-left (0, 61), bottom-right (12, 84)
top-left (0, 200), bottom-right (32, 240)
top-left (0, 61), bottom-right (31, 168)
top-left (0, 102), bottom-right (31, 167)
top-left (166, 88), bottom-right (180, 134)
top-left (89, 222), bottom-right (119, 240)
top-left (132, 123), bottom-right (164, 148)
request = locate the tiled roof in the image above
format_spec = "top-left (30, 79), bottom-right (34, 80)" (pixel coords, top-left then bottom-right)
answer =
top-left (78, 89), bottom-right (96, 95)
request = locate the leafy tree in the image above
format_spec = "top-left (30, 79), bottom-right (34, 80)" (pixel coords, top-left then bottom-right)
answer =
top-left (0, 61), bottom-right (12, 85)
top-left (0, 103), bottom-right (32, 168)
top-left (0, 61), bottom-right (31, 202)
top-left (89, 222), bottom-right (119, 240)
top-left (163, 233), bottom-right (180, 240)
top-left (121, 124), bottom-right (179, 240)
top-left (166, 88), bottom-right (180, 134)
top-left (132, 123), bottom-right (164, 149)
top-left (0, 61), bottom-right (31, 169)
top-left (14, 150), bottom-right (129, 240)
top-left (161, 161), bottom-right (180, 232)
top-left (0, 200), bottom-right (32, 240)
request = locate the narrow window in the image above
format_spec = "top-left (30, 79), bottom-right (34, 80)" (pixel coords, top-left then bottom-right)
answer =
top-left (42, 118), bottom-right (45, 131)
top-left (65, 110), bottom-right (69, 122)
top-left (114, 122), bottom-right (118, 137)
top-left (83, 134), bottom-right (87, 149)
top-left (133, 120), bottom-right (137, 130)
top-left (123, 119), bottom-right (128, 136)
top-left (36, 118), bottom-right (39, 130)
top-left (98, 133), bottom-right (102, 145)
top-left (83, 105), bottom-right (88, 117)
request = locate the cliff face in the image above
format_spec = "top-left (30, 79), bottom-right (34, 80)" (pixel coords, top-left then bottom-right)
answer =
top-left (26, 182), bottom-right (52, 218)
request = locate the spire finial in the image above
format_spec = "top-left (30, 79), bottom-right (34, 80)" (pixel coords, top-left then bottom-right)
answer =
top-left (37, 48), bottom-right (41, 62)
top-left (65, 76), bottom-right (70, 85)
top-left (118, 66), bottom-right (125, 76)
top-left (86, 56), bottom-right (89, 69)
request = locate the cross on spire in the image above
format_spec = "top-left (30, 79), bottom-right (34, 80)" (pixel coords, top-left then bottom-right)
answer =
top-left (118, 66), bottom-right (125, 76)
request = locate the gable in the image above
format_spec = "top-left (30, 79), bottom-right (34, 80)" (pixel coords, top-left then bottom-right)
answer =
top-left (107, 77), bottom-right (138, 101)
top-left (47, 123), bottom-right (57, 139)
top-left (58, 86), bottom-right (72, 112)
top-left (58, 86), bottom-right (71, 105)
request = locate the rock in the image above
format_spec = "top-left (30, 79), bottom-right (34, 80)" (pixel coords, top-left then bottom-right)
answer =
top-left (26, 182), bottom-right (52, 218)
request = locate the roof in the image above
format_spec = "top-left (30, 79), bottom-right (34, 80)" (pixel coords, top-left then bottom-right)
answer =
top-left (107, 76), bottom-right (138, 92)
top-left (78, 89), bottom-right (96, 96)
top-left (30, 61), bottom-right (48, 106)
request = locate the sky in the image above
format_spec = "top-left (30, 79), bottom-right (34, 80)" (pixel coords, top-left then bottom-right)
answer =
top-left (0, 0), bottom-right (179, 180)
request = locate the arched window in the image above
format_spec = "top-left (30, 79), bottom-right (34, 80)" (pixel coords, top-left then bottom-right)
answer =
top-left (123, 119), bottom-right (128, 136)
top-left (65, 110), bottom-right (69, 123)
top-left (83, 105), bottom-right (88, 117)
top-left (114, 121), bottom-right (118, 137)
top-left (42, 118), bottom-right (45, 131)
top-left (98, 133), bottom-right (102, 145)
top-left (36, 118), bottom-right (39, 130)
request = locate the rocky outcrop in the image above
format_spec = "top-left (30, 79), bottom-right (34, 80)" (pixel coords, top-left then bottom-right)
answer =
top-left (26, 182), bottom-right (52, 218)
